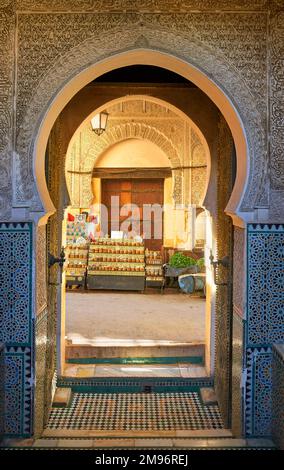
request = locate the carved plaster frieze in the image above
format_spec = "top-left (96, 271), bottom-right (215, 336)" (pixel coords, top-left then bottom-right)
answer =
top-left (16, 1), bottom-right (270, 13)
top-left (172, 170), bottom-right (183, 206)
top-left (0, 1), bottom-right (14, 220)
top-left (15, 15), bottom-right (267, 213)
top-left (66, 120), bottom-right (183, 207)
top-left (36, 225), bottom-right (47, 314)
top-left (270, 10), bottom-right (284, 191)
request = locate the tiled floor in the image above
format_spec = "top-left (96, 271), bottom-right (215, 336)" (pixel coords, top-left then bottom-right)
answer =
top-left (63, 364), bottom-right (207, 378)
top-left (46, 392), bottom-right (223, 431)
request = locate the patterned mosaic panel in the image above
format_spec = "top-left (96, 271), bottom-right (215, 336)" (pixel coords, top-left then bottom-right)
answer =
top-left (272, 344), bottom-right (284, 449)
top-left (247, 224), bottom-right (284, 347)
top-left (47, 392), bottom-right (224, 431)
top-left (0, 343), bottom-right (4, 439)
top-left (0, 223), bottom-right (32, 346)
top-left (4, 346), bottom-right (33, 436)
top-left (245, 347), bottom-right (272, 437)
top-left (0, 223), bottom-right (34, 437)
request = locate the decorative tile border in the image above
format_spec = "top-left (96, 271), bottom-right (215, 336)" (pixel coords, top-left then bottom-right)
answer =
top-left (4, 346), bottom-right (33, 436)
top-left (0, 343), bottom-right (4, 439)
top-left (57, 376), bottom-right (214, 394)
top-left (272, 344), bottom-right (284, 449)
top-left (245, 346), bottom-right (272, 437)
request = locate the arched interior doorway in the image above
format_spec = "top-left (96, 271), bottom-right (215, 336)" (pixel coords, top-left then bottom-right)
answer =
top-left (61, 93), bottom-right (212, 386)
top-left (33, 53), bottom-right (245, 438)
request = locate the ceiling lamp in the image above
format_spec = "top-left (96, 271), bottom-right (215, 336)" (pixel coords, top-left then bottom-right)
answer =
top-left (91, 111), bottom-right (109, 135)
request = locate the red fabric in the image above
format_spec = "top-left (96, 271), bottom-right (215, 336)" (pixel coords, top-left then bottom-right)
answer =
top-left (67, 213), bottom-right (75, 221)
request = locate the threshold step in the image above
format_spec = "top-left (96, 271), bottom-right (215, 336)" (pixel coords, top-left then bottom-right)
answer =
top-left (42, 429), bottom-right (233, 439)
top-left (57, 376), bottom-right (213, 393)
top-left (65, 343), bottom-right (205, 361)
top-left (4, 436), bottom-right (275, 449)
top-left (66, 355), bottom-right (203, 365)
top-left (63, 363), bottom-right (207, 379)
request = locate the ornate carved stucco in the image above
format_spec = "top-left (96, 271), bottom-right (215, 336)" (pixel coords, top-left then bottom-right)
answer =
top-left (14, 11), bottom-right (268, 215)
top-left (214, 115), bottom-right (234, 426)
top-left (68, 121), bottom-right (182, 206)
top-left (36, 225), bottom-right (47, 315)
top-left (66, 98), bottom-right (188, 206)
top-left (0, 1), bottom-right (14, 220)
top-left (233, 226), bottom-right (245, 318)
top-left (16, 1), bottom-right (270, 13)
top-left (191, 128), bottom-right (207, 206)
top-left (269, 9), bottom-right (284, 218)
top-left (66, 98), bottom-right (208, 207)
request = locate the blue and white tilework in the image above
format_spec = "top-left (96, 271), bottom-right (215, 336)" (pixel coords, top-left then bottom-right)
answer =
top-left (247, 224), bottom-right (284, 347)
top-left (272, 344), bottom-right (284, 449)
top-left (245, 346), bottom-right (272, 437)
top-left (0, 223), bottom-right (33, 436)
top-left (245, 224), bottom-right (284, 437)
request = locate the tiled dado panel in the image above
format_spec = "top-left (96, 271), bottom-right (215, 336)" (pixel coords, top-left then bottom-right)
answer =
top-left (247, 224), bottom-right (284, 347)
top-left (272, 345), bottom-right (284, 450)
top-left (0, 223), bottom-right (34, 436)
top-left (245, 224), bottom-right (284, 437)
top-left (0, 343), bottom-right (4, 439)
top-left (245, 346), bottom-right (272, 437)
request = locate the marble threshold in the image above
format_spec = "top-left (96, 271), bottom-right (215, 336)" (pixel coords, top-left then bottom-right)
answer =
top-left (63, 363), bottom-right (207, 378)
top-left (42, 428), bottom-right (233, 439)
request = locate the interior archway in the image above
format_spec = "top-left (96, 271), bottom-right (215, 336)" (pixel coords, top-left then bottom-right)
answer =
top-left (32, 49), bottom-right (248, 227)
top-left (65, 95), bottom-right (210, 210)
top-left (37, 56), bottom-right (240, 434)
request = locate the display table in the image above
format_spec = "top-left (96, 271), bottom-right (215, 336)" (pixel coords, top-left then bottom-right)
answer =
top-left (145, 249), bottom-right (165, 292)
top-left (87, 238), bottom-right (145, 291)
top-left (65, 244), bottom-right (88, 288)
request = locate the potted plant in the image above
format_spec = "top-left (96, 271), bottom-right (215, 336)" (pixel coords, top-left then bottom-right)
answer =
top-left (165, 252), bottom-right (198, 277)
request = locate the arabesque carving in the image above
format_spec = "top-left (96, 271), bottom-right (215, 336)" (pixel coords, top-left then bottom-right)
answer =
top-left (16, 1), bottom-right (270, 13)
top-left (15, 13), bottom-right (267, 214)
top-left (0, 1), bottom-right (14, 220)
top-left (270, 11), bottom-right (284, 191)
top-left (66, 120), bottom-right (182, 207)
top-left (36, 225), bottom-right (47, 315)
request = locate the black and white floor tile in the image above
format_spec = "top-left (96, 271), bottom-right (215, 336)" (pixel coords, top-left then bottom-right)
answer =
top-left (47, 392), bottom-right (224, 431)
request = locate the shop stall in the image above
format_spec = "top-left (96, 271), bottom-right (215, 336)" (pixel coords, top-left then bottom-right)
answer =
top-left (86, 238), bottom-right (145, 291)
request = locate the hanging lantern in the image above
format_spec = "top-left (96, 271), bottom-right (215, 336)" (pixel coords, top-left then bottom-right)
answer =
top-left (91, 111), bottom-right (109, 136)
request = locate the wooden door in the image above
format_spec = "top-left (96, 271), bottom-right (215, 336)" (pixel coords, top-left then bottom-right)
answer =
top-left (101, 178), bottom-right (164, 250)
top-left (131, 179), bottom-right (164, 250)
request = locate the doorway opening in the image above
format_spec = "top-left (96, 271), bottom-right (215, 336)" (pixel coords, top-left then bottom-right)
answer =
top-left (61, 78), bottom-right (210, 381)
top-left (43, 62), bottom-right (236, 434)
